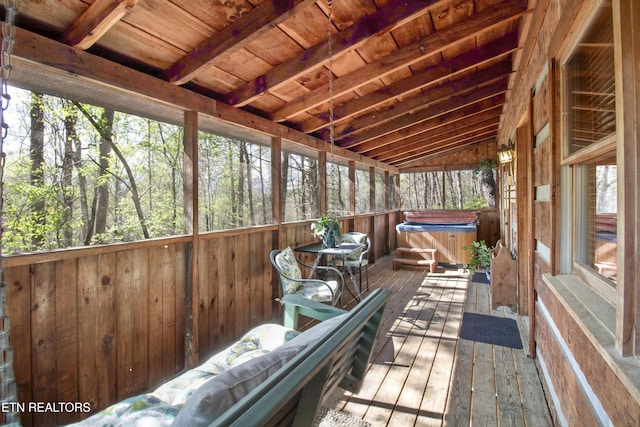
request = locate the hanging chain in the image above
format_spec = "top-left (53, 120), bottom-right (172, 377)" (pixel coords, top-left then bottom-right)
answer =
top-left (327, 0), bottom-right (335, 156)
top-left (1, 1), bottom-right (20, 425)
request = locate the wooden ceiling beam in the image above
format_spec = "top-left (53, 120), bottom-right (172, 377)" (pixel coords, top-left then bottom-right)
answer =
top-left (398, 137), bottom-right (496, 171)
top-left (330, 61), bottom-right (511, 142)
top-left (390, 131), bottom-right (500, 166)
top-left (61, 0), bottom-right (139, 49)
top-left (341, 78), bottom-right (508, 148)
top-left (302, 31), bottom-right (519, 134)
top-left (349, 95), bottom-right (506, 153)
top-left (359, 107), bottom-right (502, 157)
top-left (225, 0), bottom-right (447, 107)
top-left (270, 0), bottom-right (528, 122)
top-left (165, 0), bottom-right (317, 85)
top-left (378, 118), bottom-right (501, 163)
top-left (365, 108), bottom-right (503, 159)
top-left (6, 26), bottom-right (398, 174)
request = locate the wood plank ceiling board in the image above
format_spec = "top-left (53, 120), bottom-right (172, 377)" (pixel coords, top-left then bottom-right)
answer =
top-left (7, 0), bottom-right (532, 171)
top-left (169, 0), bottom-right (250, 30)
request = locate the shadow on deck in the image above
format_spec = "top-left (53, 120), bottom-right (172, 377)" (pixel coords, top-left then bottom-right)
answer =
top-left (326, 253), bottom-right (554, 426)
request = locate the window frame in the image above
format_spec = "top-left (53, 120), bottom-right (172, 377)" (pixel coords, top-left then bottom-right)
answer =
top-left (557, 0), bottom-right (640, 356)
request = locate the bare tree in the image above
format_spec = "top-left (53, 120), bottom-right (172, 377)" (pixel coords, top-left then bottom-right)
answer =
top-left (29, 92), bottom-right (45, 247)
top-left (62, 100), bottom-right (78, 246)
top-left (77, 104), bottom-right (150, 241)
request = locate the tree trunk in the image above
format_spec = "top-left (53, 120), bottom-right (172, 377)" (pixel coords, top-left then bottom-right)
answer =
top-left (62, 100), bottom-right (77, 246)
top-left (85, 108), bottom-right (113, 244)
top-left (456, 170), bottom-right (463, 209)
top-left (228, 140), bottom-right (237, 227)
top-left (242, 143), bottom-right (256, 226)
top-left (479, 168), bottom-right (497, 208)
top-left (29, 93), bottom-right (45, 248)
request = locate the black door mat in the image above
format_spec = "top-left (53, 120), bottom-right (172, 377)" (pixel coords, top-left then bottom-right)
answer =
top-left (459, 312), bottom-right (523, 349)
top-left (471, 271), bottom-right (489, 284)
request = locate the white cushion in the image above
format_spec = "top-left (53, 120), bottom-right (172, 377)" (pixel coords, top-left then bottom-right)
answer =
top-left (172, 312), bottom-right (349, 426)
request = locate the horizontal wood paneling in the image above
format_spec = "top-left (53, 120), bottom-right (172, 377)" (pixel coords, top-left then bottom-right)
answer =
top-left (535, 307), bottom-right (599, 425)
top-left (537, 277), bottom-right (640, 426)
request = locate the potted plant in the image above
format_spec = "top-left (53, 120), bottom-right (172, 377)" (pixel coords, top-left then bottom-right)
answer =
top-left (311, 215), bottom-right (341, 248)
top-left (463, 240), bottom-right (493, 275)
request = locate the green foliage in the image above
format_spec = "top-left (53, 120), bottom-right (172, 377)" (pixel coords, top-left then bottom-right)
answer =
top-left (463, 240), bottom-right (493, 271)
top-left (473, 158), bottom-right (498, 173)
top-left (463, 197), bottom-right (489, 209)
top-left (310, 215), bottom-right (341, 239)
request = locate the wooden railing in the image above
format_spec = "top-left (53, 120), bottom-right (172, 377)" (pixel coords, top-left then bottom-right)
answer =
top-left (2, 211), bottom-right (402, 426)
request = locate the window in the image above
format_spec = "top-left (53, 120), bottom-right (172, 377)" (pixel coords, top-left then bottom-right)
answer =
top-left (561, 2), bottom-right (617, 285)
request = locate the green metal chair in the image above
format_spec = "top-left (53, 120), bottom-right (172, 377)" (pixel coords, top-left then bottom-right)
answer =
top-left (270, 247), bottom-right (344, 307)
top-left (331, 232), bottom-right (370, 292)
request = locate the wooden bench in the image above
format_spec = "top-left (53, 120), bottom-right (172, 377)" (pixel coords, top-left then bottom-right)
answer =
top-left (211, 288), bottom-right (391, 426)
top-left (393, 247), bottom-right (437, 273)
top-left (73, 289), bottom-right (391, 427)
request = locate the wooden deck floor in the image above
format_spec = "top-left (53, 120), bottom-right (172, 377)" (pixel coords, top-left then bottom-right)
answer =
top-left (329, 254), bottom-right (554, 427)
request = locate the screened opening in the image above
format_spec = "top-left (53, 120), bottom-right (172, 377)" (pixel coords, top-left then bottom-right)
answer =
top-left (198, 133), bottom-right (272, 231)
top-left (327, 162), bottom-right (349, 216)
top-left (282, 152), bottom-right (319, 221)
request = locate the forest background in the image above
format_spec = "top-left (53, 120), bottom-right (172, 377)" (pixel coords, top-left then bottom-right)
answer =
top-left (1, 87), bottom-right (495, 255)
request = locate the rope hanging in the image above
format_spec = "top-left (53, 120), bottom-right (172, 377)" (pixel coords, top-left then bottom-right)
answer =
top-left (0, 0), bottom-right (20, 425)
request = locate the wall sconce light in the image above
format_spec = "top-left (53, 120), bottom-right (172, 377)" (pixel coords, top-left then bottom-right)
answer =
top-left (497, 142), bottom-right (515, 164)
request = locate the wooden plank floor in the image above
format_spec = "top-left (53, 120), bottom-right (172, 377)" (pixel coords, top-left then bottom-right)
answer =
top-left (328, 254), bottom-right (554, 426)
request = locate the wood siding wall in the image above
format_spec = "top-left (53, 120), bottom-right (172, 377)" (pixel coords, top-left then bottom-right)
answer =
top-left (3, 212), bottom-right (400, 426)
top-left (497, 0), bottom-right (640, 425)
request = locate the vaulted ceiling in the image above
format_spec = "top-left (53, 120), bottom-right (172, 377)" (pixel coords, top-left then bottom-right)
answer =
top-left (5, 0), bottom-right (530, 170)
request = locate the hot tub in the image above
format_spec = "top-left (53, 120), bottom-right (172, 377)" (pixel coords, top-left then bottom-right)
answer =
top-left (396, 211), bottom-right (480, 265)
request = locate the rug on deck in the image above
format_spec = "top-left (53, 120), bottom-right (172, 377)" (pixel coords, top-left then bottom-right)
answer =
top-left (315, 407), bottom-right (371, 427)
top-left (459, 312), bottom-right (523, 349)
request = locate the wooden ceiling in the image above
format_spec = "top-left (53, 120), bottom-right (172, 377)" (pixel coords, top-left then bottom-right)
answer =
top-left (5, 0), bottom-right (530, 170)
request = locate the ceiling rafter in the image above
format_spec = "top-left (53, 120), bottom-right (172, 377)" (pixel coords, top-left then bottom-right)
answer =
top-left (390, 131), bottom-right (500, 166)
top-left (341, 78), bottom-right (509, 148)
top-left (331, 61), bottom-right (512, 143)
top-left (270, 0), bottom-right (528, 123)
top-left (165, 0), bottom-right (317, 85)
top-left (364, 107), bottom-right (504, 158)
top-left (61, 0), bottom-right (139, 49)
top-left (380, 118), bottom-right (502, 163)
top-left (304, 31), bottom-right (519, 135)
top-left (398, 137), bottom-right (497, 171)
top-left (349, 95), bottom-right (506, 154)
top-left (225, 0), bottom-right (446, 107)
top-left (11, 0), bottom-right (534, 170)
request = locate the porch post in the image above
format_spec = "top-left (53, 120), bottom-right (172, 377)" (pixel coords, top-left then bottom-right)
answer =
top-left (613, 0), bottom-right (640, 356)
top-left (349, 160), bottom-right (356, 216)
top-left (183, 110), bottom-right (199, 368)
top-left (271, 136), bottom-right (283, 246)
